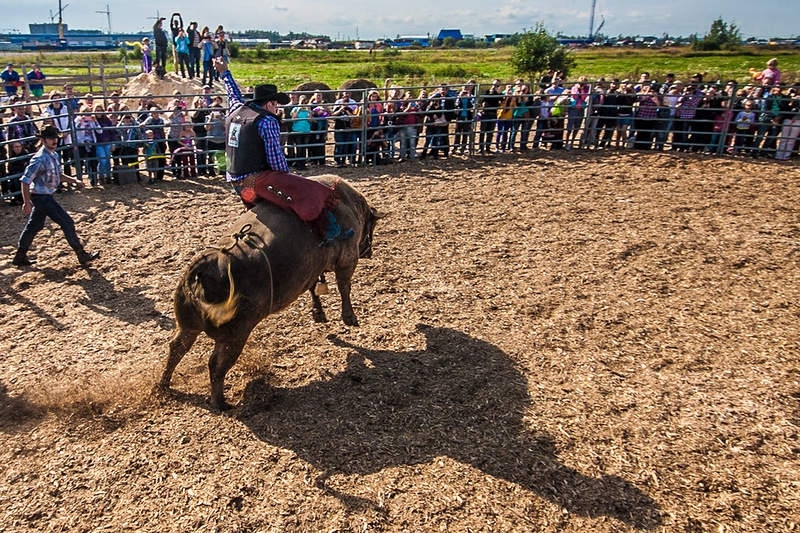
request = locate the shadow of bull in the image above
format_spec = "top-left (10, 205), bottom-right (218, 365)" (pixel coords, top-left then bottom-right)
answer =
top-left (237, 324), bottom-right (661, 528)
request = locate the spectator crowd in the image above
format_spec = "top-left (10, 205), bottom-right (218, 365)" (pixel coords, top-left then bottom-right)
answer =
top-left (2, 55), bottom-right (799, 204)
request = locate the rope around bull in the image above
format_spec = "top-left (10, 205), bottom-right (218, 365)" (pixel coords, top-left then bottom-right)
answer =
top-left (211, 224), bottom-right (275, 317)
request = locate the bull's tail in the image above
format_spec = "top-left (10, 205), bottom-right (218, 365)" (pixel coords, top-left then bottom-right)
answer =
top-left (188, 252), bottom-right (239, 328)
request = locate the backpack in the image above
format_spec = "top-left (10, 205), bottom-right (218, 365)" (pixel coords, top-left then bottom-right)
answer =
top-left (551, 95), bottom-right (571, 118)
top-left (350, 105), bottom-right (363, 129)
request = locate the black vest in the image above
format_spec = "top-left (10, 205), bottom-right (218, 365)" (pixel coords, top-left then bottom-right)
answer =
top-left (225, 103), bottom-right (280, 176)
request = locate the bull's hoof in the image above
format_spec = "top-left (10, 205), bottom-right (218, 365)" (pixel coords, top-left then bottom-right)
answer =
top-left (152, 382), bottom-right (171, 396)
top-left (312, 309), bottom-right (328, 323)
top-left (342, 315), bottom-right (359, 327)
top-left (151, 383), bottom-right (176, 404)
top-left (211, 398), bottom-right (235, 411)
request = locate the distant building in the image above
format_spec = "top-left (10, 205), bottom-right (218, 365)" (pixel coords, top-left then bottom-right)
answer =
top-left (290, 38), bottom-right (330, 49)
top-left (30, 23), bottom-right (66, 34)
top-left (390, 35), bottom-right (431, 48)
top-left (353, 40), bottom-right (376, 50)
top-left (437, 29), bottom-right (463, 41)
top-left (484, 33), bottom-right (512, 43)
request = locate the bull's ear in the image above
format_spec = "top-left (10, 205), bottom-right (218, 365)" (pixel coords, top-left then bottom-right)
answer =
top-left (371, 208), bottom-right (387, 219)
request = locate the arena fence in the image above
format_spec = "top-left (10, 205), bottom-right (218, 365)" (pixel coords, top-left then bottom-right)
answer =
top-left (2, 80), bottom-right (797, 201)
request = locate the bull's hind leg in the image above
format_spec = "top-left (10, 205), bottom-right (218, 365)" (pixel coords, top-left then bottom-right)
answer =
top-left (158, 327), bottom-right (200, 391)
top-left (309, 288), bottom-right (328, 323)
top-left (208, 337), bottom-right (247, 410)
top-left (309, 274), bottom-right (328, 323)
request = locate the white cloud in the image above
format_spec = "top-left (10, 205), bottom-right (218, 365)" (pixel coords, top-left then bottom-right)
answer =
top-left (1, 0), bottom-right (796, 39)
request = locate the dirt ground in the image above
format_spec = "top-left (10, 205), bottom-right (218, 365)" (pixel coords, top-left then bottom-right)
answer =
top-left (1, 149), bottom-right (799, 532)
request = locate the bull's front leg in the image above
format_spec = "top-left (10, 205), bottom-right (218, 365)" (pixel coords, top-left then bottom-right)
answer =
top-left (335, 269), bottom-right (358, 326)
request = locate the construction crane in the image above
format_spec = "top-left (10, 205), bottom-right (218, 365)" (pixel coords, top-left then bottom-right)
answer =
top-left (588, 0), bottom-right (605, 42)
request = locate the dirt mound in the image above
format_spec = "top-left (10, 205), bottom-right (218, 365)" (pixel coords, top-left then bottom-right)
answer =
top-left (121, 71), bottom-right (217, 105)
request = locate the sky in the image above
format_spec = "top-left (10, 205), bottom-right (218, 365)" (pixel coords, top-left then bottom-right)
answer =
top-left (2, 0), bottom-right (797, 40)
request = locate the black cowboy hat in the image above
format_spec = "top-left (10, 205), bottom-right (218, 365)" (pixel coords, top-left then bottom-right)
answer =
top-left (248, 84), bottom-right (290, 105)
top-left (39, 125), bottom-right (61, 139)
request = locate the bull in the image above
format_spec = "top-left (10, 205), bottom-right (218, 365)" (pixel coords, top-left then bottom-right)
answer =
top-left (158, 175), bottom-right (382, 410)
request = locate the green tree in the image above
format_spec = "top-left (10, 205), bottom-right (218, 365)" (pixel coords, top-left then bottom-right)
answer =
top-left (691, 18), bottom-right (742, 51)
top-left (511, 24), bottom-right (576, 81)
top-left (548, 46), bottom-right (576, 78)
top-left (442, 36), bottom-right (457, 48)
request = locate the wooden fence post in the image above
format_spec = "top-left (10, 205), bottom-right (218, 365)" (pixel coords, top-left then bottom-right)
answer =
top-left (87, 58), bottom-right (93, 94)
top-left (100, 63), bottom-right (107, 101)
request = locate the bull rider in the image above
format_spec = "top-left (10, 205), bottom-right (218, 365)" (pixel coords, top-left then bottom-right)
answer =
top-left (213, 58), bottom-right (352, 246)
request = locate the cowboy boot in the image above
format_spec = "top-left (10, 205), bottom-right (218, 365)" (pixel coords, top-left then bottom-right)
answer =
top-left (319, 211), bottom-right (354, 247)
top-left (12, 248), bottom-right (34, 267)
top-left (76, 248), bottom-right (100, 265)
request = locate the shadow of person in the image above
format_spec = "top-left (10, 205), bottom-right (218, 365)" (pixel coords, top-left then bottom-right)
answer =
top-left (0, 380), bottom-right (44, 433)
top-left (35, 267), bottom-right (164, 326)
top-left (237, 324), bottom-right (661, 528)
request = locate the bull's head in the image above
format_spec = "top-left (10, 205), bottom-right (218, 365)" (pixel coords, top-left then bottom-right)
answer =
top-left (359, 208), bottom-right (385, 259)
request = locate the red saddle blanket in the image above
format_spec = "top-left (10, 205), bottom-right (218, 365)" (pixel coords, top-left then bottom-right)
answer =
top-left (239, 171), bottom-right (338, 221)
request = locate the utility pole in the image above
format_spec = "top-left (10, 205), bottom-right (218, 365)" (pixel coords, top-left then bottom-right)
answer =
top-left (96, 4), bottom-right (111, 35)
top-left (56, 0), bottom-right (69, 43)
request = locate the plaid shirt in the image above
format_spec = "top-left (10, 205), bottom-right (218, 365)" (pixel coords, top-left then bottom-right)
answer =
top-left (220, 70), bottom-right (289, 182)
top-left (21, 146), bottom-right (62, 195)
top-left (676, 93), bottom-right (701, 120)
top-left (635, 94), bottom-right (660, 120)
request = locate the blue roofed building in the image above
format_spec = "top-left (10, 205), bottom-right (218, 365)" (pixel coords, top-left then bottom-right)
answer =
top-left (437, 29), bottom-right (463, 41)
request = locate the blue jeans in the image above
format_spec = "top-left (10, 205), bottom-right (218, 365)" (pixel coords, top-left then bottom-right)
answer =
top-left (95, 143), bottom-right (112, 178)
top-left (189, 48), bottom-right (201, 78)
top-left (334, 130), bottom-right (356, 165)
top-left (510, 118), bottom-right (531, 149)
top-left (202, 60), bottom-right (213, 85)
top-left (495, 120), bottom-right (512, 151)
top-left (18, 194), bottom-right (82, 252)
top-left (399, 126), bottom-right (418, 159)
top-left (384, 127), bottom-right (397, 159)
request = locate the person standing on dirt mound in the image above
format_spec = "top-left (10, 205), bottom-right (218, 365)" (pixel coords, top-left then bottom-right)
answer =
top-left (152, 17), bottom-right (169, 71)
top-left (11, 126), bottom-right (99, 267)
top-left (213, 58), bottom-right (353, 246)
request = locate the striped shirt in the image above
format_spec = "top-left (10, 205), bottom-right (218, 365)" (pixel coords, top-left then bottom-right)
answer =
top-left (220, 70), bottom-right (289, 182)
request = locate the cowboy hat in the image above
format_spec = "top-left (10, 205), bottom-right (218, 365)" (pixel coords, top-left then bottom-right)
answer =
top-left (39, 125), bottom-right (62, 139)
top-left (248, 84), bottom-right (290, 105)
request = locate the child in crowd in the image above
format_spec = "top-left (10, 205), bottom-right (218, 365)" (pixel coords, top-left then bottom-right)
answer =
top-left (170, 123), bottom-right (198, 179)
top-left (143, 130), bottom-right (163, 183)
top-left (707, 106), bottom-right (732, 154)
top-left (141, 37), bottom-right (152, 73)
top-left (2, 141), bottom-right (27, 204)
top-left (732, 99), bottom-right (757, 156)
top-left (204, 108), bottom-right (226, 176)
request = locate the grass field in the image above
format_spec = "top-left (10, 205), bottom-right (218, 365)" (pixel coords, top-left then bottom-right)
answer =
top-left (5, 45), bottom-right (799, 92)
top-left (217, 46), bottom-right (800, 89)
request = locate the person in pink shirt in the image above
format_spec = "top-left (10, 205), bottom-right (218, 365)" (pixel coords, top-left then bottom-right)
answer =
top-left (567, 76), bottom-right (589, 148)
top-left (751, 58), bottom-right (781, 87)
